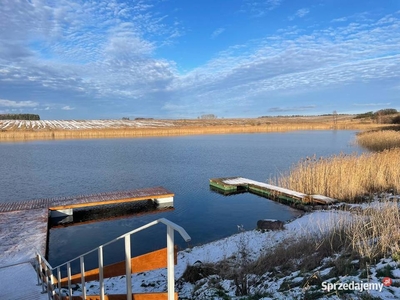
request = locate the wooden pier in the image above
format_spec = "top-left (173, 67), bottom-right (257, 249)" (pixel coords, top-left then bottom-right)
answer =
top-left (210, 177), bottom-right (337, 205)
top-left (0, 187), bottom-right (174, 268)
top-left (0, 187), bottom-right (175, 299)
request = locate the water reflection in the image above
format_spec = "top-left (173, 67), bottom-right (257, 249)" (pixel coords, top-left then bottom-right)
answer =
top-left (50, 201), bottom-right (174, 228)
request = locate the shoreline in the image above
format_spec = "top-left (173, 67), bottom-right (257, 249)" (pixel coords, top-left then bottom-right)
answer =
top-left (60, 196), bottom-right (400, 299)
top-left (0, 123), bottom-right (381, 142)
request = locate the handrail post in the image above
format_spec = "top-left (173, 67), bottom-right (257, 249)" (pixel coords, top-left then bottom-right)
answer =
top-left (67, 262), bottom-right (72, 298)
top-left (57, 267), bottom-right (62, 300)
top-left (99, 246), bottom-right (105, 300)
top-left (125, 235), bottom-right (132, 300)
top-left (43, 262), bottom-right (50, 298)
top-left (166, 225), bottom-right (175, 300)
top-left (36, 254), bottom-right (41, 286)
top-left (49, 270), bottom-right (54, 300)
top-left (80, 257), bottom-right (87, 299)
top-left (38, 255), bottom-right (46, 293)
top-left (45, 218), bottom-right (190, 300)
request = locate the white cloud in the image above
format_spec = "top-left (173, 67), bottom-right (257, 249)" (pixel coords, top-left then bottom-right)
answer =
top-left (62, 106), bottom-right (75, 110)
top-left (165, 14), bottom-right (400, 116)
top-left (0, 99), bottom-right (38, 108)
top-left (289, 8), bottom-right (310, 20)
top-left (0, 1), bottom-right (399, 118)
top-left (211, 28), bottom-right (225, 39)
top-left (162, 103), bottom-right (189, 111)
top-left (268, 106), bottom-right (316, 112)
top-left (0, 0), bottom-right (180, 107)
top-left (332, 17), bottom-right (348, 23)
top-left (353, 103), bottom-right (391, 106)
top-left (241, 0), bottom-right (283, 17)
top-left (295, 8), bottom-right (310, 18)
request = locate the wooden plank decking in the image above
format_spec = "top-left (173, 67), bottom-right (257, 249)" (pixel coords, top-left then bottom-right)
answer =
top-left (0, 208), bottom-right (48, 268)
top-left (0, 186), bottom-right (176, 299)
top-left (0, 187), bottom-right (174, 213)
top-left (210, 177), bottom-right (337, 205)
top-left (0, 187), bottom-right (174, 268)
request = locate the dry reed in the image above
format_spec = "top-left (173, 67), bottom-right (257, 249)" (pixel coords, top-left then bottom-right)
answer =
top-left (0, 122), bottom-right (383, 142)
top-left (272, 149), bottom-right (400, 202)
top-left (250, 201), bottom-right (400, 277)
top-left (347, 200), bottom-right (400, 261)
top-left (356, 129), bottom-right (400, 151)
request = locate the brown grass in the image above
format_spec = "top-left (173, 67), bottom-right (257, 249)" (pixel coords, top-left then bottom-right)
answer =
top-left (356, 129), bottom-right (400, 151)
top-left (250, 200), bottom-right (400, 276)
top-left (271, 149), bottom-right (400, 202)
top-left (0, 116), bottom-right (385, 142)
top-left (250, 229), bottom-right (350, 277)
top-left (348, 200), bottom-right (400, 261)
top-left (181, 201), bottom-right (400, 297)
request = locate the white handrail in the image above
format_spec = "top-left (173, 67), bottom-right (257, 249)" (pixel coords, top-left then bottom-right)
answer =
top-left (36, 218), bottom-right (191, 300)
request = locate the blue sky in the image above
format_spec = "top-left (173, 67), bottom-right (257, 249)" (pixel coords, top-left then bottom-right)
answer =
top-left (0, 0), bottom-right (399, 119)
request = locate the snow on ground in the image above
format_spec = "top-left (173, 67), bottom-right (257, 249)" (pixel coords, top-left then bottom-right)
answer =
top-left (0, 263), bottom-right (48, 300)
top-left (0, 209), bottom-right (48, 267)
top-left (55, 195), bottom-right (400, 299)
top-left (0, 120), bottom-right (175, 130)
top-left (61, 211), bottom-right (363, 298)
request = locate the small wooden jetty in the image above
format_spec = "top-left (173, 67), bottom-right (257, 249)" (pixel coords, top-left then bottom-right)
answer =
top-left (0, 187), bottom-right (174, 217)
top-left (210, 177), bottom-right (337, 205)
top-left (0, 186), bottom-right (175, 299)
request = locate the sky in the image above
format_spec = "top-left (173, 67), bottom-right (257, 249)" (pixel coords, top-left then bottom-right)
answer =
top-left (0, 0), bottom-right (399, 120)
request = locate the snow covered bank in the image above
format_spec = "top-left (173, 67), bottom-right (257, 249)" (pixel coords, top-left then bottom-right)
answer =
top-left (61, 197), bottom-right (400, 299)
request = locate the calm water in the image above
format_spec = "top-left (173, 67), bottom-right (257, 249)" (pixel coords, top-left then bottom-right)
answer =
top-left (0, 131), bottom-right (364, 269)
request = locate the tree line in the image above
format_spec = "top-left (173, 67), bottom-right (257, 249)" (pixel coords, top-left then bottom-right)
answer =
top-left (0, 114), bottom-right (40, 120)
top-left (355, 108), bottom-right (398, 119)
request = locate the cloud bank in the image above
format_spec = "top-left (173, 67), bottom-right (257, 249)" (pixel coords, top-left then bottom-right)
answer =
top-left (0, 1), bottom-right (399, 118)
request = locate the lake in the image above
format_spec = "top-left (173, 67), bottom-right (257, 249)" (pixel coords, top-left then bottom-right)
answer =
top-left (0, 130), bottom-right (364, 269)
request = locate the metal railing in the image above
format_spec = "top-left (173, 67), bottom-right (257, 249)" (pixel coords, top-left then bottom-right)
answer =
top-left (35, 218), bottom-right (191, 300)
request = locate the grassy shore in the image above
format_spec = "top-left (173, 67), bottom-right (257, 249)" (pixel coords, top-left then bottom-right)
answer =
top-left (271, 149), bottom-right (400, 202)
top-left (0, 116), bottom-right (386, 141)
top-left (271, 123), bottom-right (400, 202)
top-left (356, 128), bottom-right (400, 151)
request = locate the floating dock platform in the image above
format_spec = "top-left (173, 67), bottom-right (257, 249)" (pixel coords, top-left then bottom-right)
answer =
top-left (210, 177), bottom-right (337, 205)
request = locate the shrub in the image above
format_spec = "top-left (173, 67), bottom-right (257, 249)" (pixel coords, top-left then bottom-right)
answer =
top-left (392, 115), bottom-right (400, 124)
top-left (374, 109), bottom-right (398, 116)
top-left (181, 263), bottom-right (218, 283)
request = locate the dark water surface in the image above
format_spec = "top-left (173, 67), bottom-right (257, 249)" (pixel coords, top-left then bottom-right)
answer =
top-left (0, 131), bottom-right (364, 269)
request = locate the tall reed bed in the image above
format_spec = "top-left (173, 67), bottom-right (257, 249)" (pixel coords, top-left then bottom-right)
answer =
top-left (272, 149), bottom-right (400, 202)
top-left (349, 200), bottom-right (400, 261)
top-left (0, 123), bottom-right (381, 141)
top-left (356, 129), bottom-right (400, 151)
